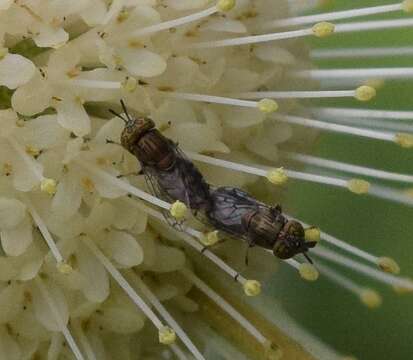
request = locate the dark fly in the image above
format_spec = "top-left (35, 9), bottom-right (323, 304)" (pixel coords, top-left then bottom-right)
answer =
top-left (109, 101), bottom-right (211, 223)
top-left (205, 186), bottom-right (317, 262)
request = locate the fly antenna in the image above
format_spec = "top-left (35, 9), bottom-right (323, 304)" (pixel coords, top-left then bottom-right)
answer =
top-left (108, 108), bottom-right (128, 123)
top-left (120, 99), bottom-right (132, 122)
top-left (303, 252), bottom-right (314, 264)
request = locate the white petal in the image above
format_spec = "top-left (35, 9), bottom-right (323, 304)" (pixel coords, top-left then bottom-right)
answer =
top-left (165, 0), bottom-right (207, 10)
top-left (0, 109), bottom-right (18, 137)
top-left (0, 0), bottom-right (13, 10)
top-left (222, 107), bottom-right (265, 128)
top-left (11, 72), bottom-right (52, 116)
top-left (89, 171), bottom-right (128, 199)
top-left (1, 215), bottom-right (33, 256)
top-left (10, 150), bottom-right (43, 192)
top-left (77, 241), bottom-right (110, 302)
top-left (118, 48), bottom-right (166, 78)
top-left (0, 54), bottom-right (36, 89)
top-left (32, 281), bottom-right (69, 331)
top-left (111, 198), bottom-right (141, 230)
top-left (0, 197), bottom-right (26, 229)
top-left (80, 0), bottom-right (107, 26)
top-left (95, 306), bottom-right (144, 334)
top-left (17, 114), bottom-right (69, 149)
top-left (52, 170), bottom-right (82, 218)
top-left (149, 244), bottom-right (185, 273)
top-left (254, 44), bottom-right (296, 65)
top-left (33, 24), bottom-right (69, 48)
top-left (85, 201), bottom-right (115, 234)
top-left (102, 231), bottom-right (143, 268)
top-left (0, 283), bottom-right (24, 324)
top-left (56, 97), bottom-right (91, 136)
top-left (0, 327), bottom-right (21, 360)
top-left (94, 117), bottom-right (124, 144)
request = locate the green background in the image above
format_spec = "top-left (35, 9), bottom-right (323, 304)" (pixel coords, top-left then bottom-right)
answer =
top-left (270, 1), bottom-right (413, 359)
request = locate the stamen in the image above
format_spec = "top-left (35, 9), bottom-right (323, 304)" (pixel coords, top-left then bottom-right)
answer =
top-left (316, 262), bottom-right (382, 309)
top-left (25, 198), bottom-right (72, 273)
top-left (72, 319), bottom-right (98, 360)
top-left (312, 246), bottom-right (413, 290)
top-left (188, 22), bottom-right (334, 49)
top-left (293, 67), bottom-right (413, 81)
top-left (165, 92), bottom-right (278, 113)
top-left (35, 278), bottom-right (85, 360)
top-left (82, 236), bottom-right (176, 345)
top-left (233, 88), bottom-right (361, 100)
top-left (138, 201), bottom-right (251, 290)
top-left (132, 4), bottom-right (219, 37)
top-left (312, 46), bottom-right (413, 59)
top-left (311, 107), bottom-right (413, 121)
top-left (263, 2), bottom-right (408, 28)
top-left (333, 17), bottom-right (413, 34)
top-left (271, 113), bottom-right (400, 144)
top-left (181, 268), bottom-right (269, 345)
top-left (131, 273), bottom-right (206, 360)
top-left (283, 152), bottom-right (413, 184)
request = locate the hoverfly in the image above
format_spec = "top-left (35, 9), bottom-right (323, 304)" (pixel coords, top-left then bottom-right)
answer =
top-left (109, 101), bottom-right (211, 223)
top-left (205, 186), bottom-right (317, 262)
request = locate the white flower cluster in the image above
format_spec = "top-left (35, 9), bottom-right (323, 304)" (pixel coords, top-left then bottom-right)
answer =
top-left (0, 0), bottom-right (316, 358)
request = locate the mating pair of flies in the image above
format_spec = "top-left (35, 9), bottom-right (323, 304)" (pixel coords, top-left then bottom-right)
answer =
top-left (109, 101), bottom-right (317, 263)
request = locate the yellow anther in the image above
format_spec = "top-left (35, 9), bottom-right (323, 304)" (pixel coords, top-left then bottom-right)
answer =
top-left (158, 326), bottom-right (176, 345)
top-left (263, 341), bottom-right (283, 360)
top-left (117, 9), bottom-right (129, 22)
top-left (122, 76), bottom-right (137, 92)
top-left (298, 263), bottom-right (319, 282)
top-left (267, 168), bottom-right (288, 186)
top-left (40, 178), bottom-right (57, 195)
top-left (304, 227), bottom-right (321, 243)
top-left (243, 280), bottom-right (261, 296)
top-left (405, 188), bottom-right (413, 198)
top-left (395, 133), bottom-right (413, 148)
top-left (402, 0), bottom-right (413, 12)
top-left (393, 278), bottom-right (413, 294)
top-left (25, 145), bottom-right (41, 157)
top-left (57, 261), bottom-right (73, 274)
top-left (354, 85), bottom-right (376, 102)
top-left (0, 47), bottom-right (8, 60)
top-left (2, 163), bottom-right (12, 176)
top-left (200, 230), bottom-right (219, 246)
top-left (378, 257), bottom-right (400, 275)
top-left (257, 99), bottom-right (279, 114)
top-left (347, 179), bottom-right (370, 195)
top-left (170, 200), bottom-right (187, 220)
top-left (360, 289), bottom-right (382, 309)
top-left (312, 22), bottom-right (335, 38)
top-left (81, 177), bottom-right (95, 193)
top-left (217, 0), bottom-right (236, 12)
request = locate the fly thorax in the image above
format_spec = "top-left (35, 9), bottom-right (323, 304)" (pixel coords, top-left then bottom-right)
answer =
top-left (136, 131), bottom-right (176, 170)
top-left (244, 210), bottom-right (284, 249)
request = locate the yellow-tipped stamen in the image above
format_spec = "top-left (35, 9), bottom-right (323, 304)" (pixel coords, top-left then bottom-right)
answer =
top-left (267, 168), bottom-right (288, 186)
top-left (298, 263), bottom-right (319, 282)
top-left (312, 46), bottom-right (413, 59)
top-left (57, 261), bottom-right (73, 275)
top-left (243, 280), bottom-right (262, 297)
top-left (304, 227), bottom-right (321, 243)
top-left (257, 99), bottom-right (279, 114)
top-left (402, 0), bottom-right (413, 12)
top-left (313, 246), bottom-right (413, 290)
top-left (132, 274), bottom-right (206, 360)
top-left (347, 179), bottom-right (370, 194)
top-left (234, 89), bottom-right (359, 100)
top-left (354, 85), bottom-right (376, 102)
top-left (170, 200), bottom-right (187, 221)
top-left (200, 230), bottom-right (220, 246)
top-left (395, 133), bottom-right (413, 148)
top-left (181, 269), bottom-right (270, 346)
top-left (82, 237), bottom-right (177, 344)
top-left (393, 278), bottom-right (413, 294)
top-left (264, 2), bottom-right (408, 29)
top-left (40, 178), bottom-right (57, 195)
top-left (378, 257), bottom-right (400, 275)
top-left (159, 326), bottom-right (177, 345)
top-left (217, 0), bottom-right (236, 12)
top-left (312, 21), bottom-right (335, 38)
top-left (360, 289), bottom-right (382, 309)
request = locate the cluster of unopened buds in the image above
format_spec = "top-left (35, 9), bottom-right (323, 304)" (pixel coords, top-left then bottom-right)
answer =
top-left (0, 0), bottom-right (412, 359)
